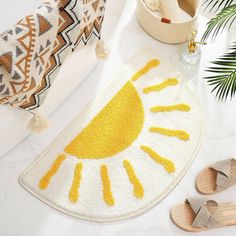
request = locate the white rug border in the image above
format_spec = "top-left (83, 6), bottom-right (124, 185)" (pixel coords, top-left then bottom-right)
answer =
top-left (19, 49), bottom-right (205, 223)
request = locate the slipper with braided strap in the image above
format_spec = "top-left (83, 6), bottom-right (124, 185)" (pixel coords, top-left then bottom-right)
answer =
top-left (196, 159), bottom-right (236, 194)
top-left (170, 198), bottom-right (236, 232)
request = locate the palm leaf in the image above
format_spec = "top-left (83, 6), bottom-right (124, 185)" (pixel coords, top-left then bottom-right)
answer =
top-left (205, 42), bottom-right (236, 101)
top-left (202, 4), bottom-right (236, 42)
top-left (202, 0), bottom-right (234, 12)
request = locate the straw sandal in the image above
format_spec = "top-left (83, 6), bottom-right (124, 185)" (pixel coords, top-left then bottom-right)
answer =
top-left (170, 198), bottom-right (236, 232)
top-left (196, 159), bottom-right (236, 194)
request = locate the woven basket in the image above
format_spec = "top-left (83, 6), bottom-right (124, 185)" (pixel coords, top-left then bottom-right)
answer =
top-left (136, 0), bottom-right (201, 44)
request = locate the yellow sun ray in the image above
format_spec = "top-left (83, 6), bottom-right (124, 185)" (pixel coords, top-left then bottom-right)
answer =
top-left (151, 104), bottom-right (191, 113)
top-left (101, 165), bottom-right (115, 206)
top-left (39, 154), bottom-right (67, 190)
top-left (141, 146), bottom-right (175, 173)
top-left (149, 127), bottom-right (190, 141)
top-left (131, 59), bottom-right (160, 81)
top-left (123, 160), bottom-right (144, 199)
top-left (69, 163), bottom-right (83, 203)
top-left (143, 78), bottom-right (178, 94)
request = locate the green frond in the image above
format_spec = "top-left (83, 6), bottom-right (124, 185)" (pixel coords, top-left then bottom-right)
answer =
top-left (202, 4), bottom-right (236, 42)
top-left (204, 42), bottom-right (236, 101)
top-left (202, 0), bottom-right (234, 12)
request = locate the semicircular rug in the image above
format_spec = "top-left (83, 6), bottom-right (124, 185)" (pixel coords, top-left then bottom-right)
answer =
top-left (19, 48), bottom-right (204, 222)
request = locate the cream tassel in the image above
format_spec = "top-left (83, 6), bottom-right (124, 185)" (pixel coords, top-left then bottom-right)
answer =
top-left (95, 40), bottom-right (110, 60)
top-left (144, 0), bottom-right (161, 11)
top-left (27, 111), bottom-right (49, 134)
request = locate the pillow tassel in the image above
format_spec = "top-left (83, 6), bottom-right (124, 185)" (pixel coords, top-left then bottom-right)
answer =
top-left (95, 40), bottom-right (110, 60)
top-left (27, 111), bottom-right (49, 134)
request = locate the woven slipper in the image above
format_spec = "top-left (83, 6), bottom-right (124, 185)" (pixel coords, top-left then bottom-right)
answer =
top-left (170, 198), bottom-right (236, 232)
top-left (196, 159), bottom-right (236, 194)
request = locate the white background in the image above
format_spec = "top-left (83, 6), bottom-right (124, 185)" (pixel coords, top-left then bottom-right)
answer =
top-left (0, 1), bottom-right (236, 235)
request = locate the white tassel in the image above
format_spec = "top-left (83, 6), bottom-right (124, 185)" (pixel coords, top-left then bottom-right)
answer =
top-left (144, 0), bottom-right (161, 11)
top-left (95, 40), bottom-right (110, 60)
top-left (27, 111), bottom-right (49, 134)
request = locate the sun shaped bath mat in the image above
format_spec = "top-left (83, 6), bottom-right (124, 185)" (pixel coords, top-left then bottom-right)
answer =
top-left (19, 48), bottom-right (204, 222)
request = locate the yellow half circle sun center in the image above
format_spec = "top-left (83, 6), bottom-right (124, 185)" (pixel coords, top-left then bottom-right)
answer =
top-left (65, 81), bottom-right (144, 159)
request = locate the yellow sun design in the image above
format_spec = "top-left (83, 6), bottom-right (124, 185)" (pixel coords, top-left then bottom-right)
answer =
top-left (38, 59), bottom-right (191, 206)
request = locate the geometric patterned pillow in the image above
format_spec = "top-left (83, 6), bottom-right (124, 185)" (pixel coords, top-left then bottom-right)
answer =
top-left (0, 0), bottom-right (106, 111)
top-left (73, 0), bottom-right (106, 48)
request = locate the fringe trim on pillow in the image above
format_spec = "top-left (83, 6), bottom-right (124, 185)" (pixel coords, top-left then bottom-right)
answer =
top-left (95, 40), bottom-right (110, 60)
top-left (27, 111), bottom-right (49, 134)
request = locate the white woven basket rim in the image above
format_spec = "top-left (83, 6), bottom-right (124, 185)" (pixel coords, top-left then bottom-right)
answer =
top-left (139, 0), bottom-right (201, 24)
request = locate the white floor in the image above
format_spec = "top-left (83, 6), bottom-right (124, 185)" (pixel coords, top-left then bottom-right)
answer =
top-left (1, 1), bottom-right (236, 236)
